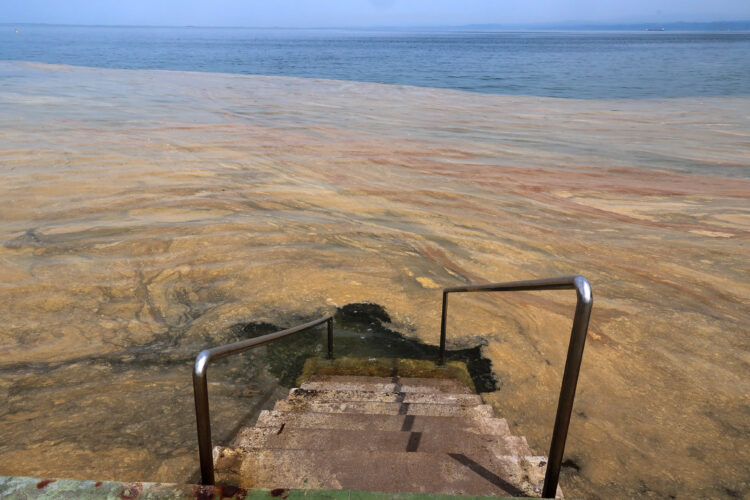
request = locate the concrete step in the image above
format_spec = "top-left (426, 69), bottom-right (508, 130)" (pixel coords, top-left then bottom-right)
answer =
top-left (256, 410), bottom-right (512, 435)
top-left (213, 448), bottom-right (549, 497)
top-left (230, 426), bottom-right (532, 456)
top-left (273, 399), bottom-right (495, 418)
top-left (300, 375), bottom-right (474, 394)
top-left (287, 388), bottom-right (483, 406)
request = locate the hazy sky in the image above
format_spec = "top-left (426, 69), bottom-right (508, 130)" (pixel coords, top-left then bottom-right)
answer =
top-left (5, 0), bottom-right (750, 27)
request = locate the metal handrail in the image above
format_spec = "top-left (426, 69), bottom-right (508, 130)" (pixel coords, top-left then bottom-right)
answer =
top-left (438, 276), bottom-right (593, 499)
top-left (193, 315), bottom-right (334, 485)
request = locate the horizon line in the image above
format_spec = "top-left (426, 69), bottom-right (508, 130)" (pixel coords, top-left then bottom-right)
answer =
top-left (4, 20), bottom-right (750, 31)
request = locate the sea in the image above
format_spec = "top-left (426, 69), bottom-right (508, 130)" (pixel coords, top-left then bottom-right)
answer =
top-left (1, 25), bottom-right (750, 98)
top-left (1, 25), bottom-right (749, 500)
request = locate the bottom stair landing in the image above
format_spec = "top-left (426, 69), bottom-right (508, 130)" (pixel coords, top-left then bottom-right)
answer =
top-left (214, 366), bottom-right (562, 498)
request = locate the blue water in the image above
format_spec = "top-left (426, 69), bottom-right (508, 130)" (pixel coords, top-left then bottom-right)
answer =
top-left (2, 25), bottom-right (750, 98)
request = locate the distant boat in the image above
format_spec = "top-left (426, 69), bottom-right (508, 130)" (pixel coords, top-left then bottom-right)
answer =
top-left (646, 27), bottom-right (665, 31)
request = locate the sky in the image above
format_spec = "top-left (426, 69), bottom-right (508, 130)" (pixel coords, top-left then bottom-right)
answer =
top-left (4, 0), bottom-right (750, 27)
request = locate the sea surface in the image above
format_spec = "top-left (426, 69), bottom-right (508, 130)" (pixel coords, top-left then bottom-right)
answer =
top-left (1, 26), bottom-right (750, 98)
top-left (0, 26), bottom-right (749, 500)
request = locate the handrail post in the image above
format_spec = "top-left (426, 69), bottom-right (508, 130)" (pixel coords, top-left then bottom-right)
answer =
top-left (193, 350), bottom-right (215, 485)
top-left (438, 290), bottom-right (448, 365)
top-left (438, 276), bottom-right (592, 498)
top-left (542, 276), bottom-right (592, 498)
top-left (327, 317), bottom-right (334, 360)
top-left (191, 315), bottom-right (333, 486)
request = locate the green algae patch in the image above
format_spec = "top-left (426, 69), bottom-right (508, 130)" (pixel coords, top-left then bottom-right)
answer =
top-left (297, 357), bottom-right (476, 393)
top-left (234, 302), bottom-right (496, 392)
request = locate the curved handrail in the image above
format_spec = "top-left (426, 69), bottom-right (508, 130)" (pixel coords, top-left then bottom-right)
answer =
top-left (438, 276), bottom-right (593, 498)
top-left (193, 315), bottom-right (334, 485)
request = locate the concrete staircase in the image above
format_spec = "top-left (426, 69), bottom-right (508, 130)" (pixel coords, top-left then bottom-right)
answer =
top-left (214, 374), bottom-right (560, 498)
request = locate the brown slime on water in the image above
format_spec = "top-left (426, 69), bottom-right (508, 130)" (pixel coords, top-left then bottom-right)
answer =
top-left (0, 62), bottom-right (748, 498)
